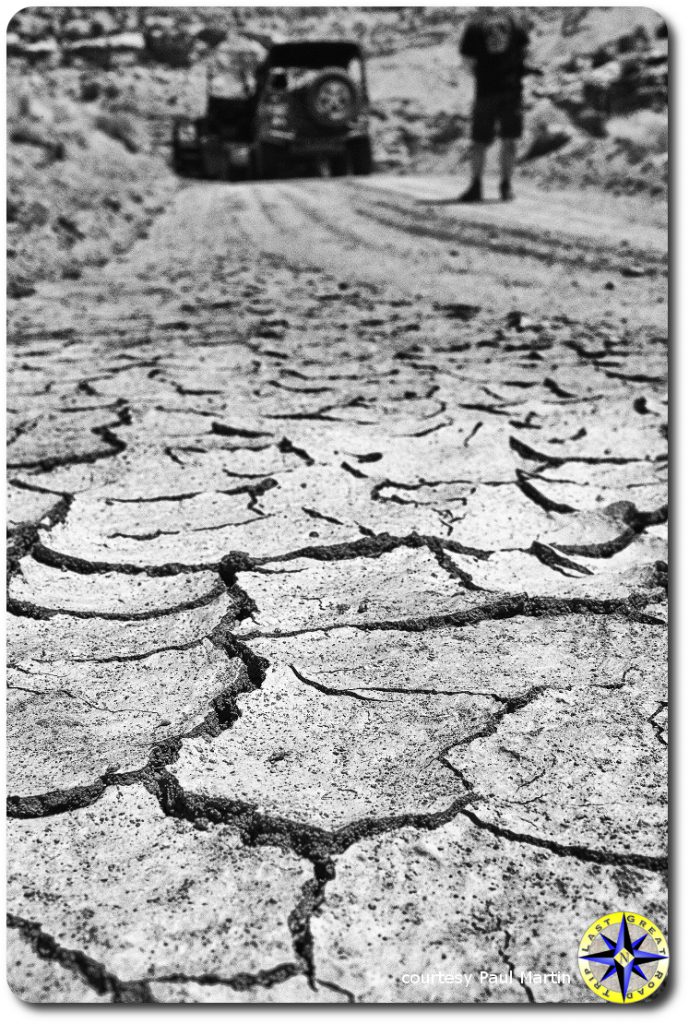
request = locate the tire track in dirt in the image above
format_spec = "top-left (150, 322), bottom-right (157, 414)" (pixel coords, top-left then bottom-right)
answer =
top-left (184, 176), bottom-right (667, 321)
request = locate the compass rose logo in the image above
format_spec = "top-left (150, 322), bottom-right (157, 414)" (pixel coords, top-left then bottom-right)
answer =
top-left (578, 911), bottom-right (669, 1003)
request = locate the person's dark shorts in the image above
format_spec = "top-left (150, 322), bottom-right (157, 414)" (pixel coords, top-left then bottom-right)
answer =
top-left (472, 91), bottom-right (523, 144)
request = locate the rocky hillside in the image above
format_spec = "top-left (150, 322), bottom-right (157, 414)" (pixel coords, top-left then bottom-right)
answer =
top-left (7, 7), bottom-right (667, 296)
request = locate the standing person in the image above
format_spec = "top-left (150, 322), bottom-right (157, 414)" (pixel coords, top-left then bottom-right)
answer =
top-left (458, 7), bottom-right (530, 202)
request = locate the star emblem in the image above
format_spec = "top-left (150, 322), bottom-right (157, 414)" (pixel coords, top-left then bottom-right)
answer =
top-left (580, 916), bottom-right (668, 1000)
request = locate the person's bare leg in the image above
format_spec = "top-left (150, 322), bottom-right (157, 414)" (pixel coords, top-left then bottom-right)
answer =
top-left (459, 142), bottom-right (487, 202)
top-left (471, 141), bottom-right (487, 182)
top-left (499, 137), bottom-right (517, 199)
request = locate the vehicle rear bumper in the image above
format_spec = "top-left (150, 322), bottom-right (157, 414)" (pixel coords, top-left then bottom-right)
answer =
top-left (261, 130), bottom-right (368, 156)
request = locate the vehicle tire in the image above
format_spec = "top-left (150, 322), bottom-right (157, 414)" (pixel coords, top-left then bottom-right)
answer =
top-left (327, 151), bottom-right (349, 177)
top-left (172, 144), bottom-right (185, 175)
top-left (255, 141), bottom-right (286, 180)
top-left (347, 136), bottom-right (373, 175)
top-left (200, 137), bottom-right (228, 180)
top-left (305, 69), bottom-right (359, 130)
top-left (172, 143), bottom-right (202, 178)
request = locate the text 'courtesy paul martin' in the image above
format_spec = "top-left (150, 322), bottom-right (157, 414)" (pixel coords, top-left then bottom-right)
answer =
top-left (401, 970), bottom-right (572, 988)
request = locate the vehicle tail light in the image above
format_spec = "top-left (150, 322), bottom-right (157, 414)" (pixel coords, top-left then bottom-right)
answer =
top-left (176, 120), bottom-right (196, 144)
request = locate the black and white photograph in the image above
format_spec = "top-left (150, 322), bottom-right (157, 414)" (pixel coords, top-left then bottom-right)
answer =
top-left (5, 2), bottom-right (669, 1006)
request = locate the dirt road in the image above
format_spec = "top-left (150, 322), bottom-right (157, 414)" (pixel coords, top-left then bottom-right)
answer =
top-left (7, 175), bottom-right (668, 1003)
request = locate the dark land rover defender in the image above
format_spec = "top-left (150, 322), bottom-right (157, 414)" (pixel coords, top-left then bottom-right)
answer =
top-left (172, 39), bottom-right (373, 180)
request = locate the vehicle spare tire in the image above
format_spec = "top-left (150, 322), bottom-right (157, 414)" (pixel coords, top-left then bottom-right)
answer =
top-left (304, 68), bottom-right (359, 129)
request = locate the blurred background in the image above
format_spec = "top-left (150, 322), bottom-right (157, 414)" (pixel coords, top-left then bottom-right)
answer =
top-left (7, 6), bottom-right (667, 299)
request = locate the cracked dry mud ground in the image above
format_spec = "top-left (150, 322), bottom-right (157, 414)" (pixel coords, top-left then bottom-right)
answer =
top-left (7, 176), bottom-right (667, 1003)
